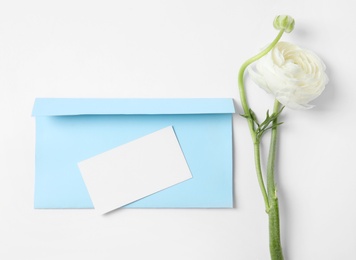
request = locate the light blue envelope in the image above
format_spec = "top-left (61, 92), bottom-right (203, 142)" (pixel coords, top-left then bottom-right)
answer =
top-left (32, 98), bottom-right (235, 208)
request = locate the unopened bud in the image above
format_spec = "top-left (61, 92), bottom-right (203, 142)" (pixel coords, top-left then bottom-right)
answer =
top-left (273, 15), bottom-right (295, 33)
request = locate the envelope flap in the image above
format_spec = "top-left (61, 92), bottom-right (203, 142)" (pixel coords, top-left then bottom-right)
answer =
top-left (32, 98), bottom-right (235, 116)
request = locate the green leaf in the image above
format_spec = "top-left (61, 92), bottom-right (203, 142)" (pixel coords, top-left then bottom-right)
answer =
top-left (254, 108), bottom-right (284, 141)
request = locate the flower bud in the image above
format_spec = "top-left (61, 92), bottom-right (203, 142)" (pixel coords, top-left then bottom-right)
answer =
top-left (273, 15), bottom-right (295, 33)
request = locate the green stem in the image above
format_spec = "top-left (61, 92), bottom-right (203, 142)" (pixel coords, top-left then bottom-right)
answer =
top-left (238, 29), bottom-right (285, 212)
top-left (238, 29), bottom-right (285, 118)
top-left (253, 142), bottom-right (269, 212)
top-left (267, 100), bottom-right (284, 260)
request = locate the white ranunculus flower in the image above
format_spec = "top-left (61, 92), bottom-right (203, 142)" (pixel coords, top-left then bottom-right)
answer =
top-left (248, 41), bottom-right (329, 109)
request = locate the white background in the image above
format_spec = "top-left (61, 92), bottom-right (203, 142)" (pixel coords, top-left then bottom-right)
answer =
top-left (0, 0), bottom-right (355, 259)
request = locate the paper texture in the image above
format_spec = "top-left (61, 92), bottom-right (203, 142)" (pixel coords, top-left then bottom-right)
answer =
top-left (78, 127), bottom-right (192, 214)
top-left (33, 98), bottom-right (234, 208)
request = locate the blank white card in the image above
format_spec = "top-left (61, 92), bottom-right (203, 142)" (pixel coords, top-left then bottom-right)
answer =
top-left (78, 126), bottom-right (192, 214)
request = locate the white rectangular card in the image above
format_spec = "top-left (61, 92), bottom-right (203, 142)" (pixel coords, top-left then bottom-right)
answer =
top-left (78, 126), bottom-right (192, 214)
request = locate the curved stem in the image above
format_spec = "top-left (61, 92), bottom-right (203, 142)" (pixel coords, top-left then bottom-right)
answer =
top-left (237, 30), bottom-right (285, 212)
top-left (267, 100), bottom-right (284, 260)
top-left (238, 29), bottom-right (285, 119)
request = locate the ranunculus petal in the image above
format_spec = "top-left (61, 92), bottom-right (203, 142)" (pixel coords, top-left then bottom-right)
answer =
top-left (248, 42), bottom-right (328, 110)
